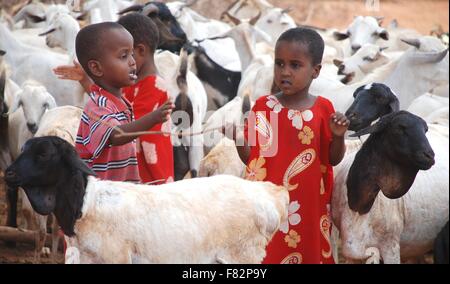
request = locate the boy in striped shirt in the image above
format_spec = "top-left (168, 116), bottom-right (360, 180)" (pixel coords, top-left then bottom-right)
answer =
top-left (74, 22), bottom-right (174, 182)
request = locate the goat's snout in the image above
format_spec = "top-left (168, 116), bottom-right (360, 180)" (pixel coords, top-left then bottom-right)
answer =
top-left (4, 169), bottom-right (20, 187)
top-left (415, 149), bottom-right (435, 170)
top-left (27, 122), bottom-right (38, 134)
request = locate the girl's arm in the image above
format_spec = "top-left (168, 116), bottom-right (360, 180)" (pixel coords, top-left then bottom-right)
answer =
top-left (329, 112), bottom-right (350, 166)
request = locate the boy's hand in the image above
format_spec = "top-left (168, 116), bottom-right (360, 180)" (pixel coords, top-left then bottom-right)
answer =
top-left (155, 99), bottom-right (175, 123)
top-left (53, 59), bottom-right (85, 81)
top-left (330, 112), bottom-right (350, 137)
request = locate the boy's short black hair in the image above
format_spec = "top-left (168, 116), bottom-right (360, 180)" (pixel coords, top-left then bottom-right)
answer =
top-left (75, 22), bottom-right (125, 77)
top-left (117, 13), bottom-right (160, 53)
top-left (277, 27), bottom-right (325, 65)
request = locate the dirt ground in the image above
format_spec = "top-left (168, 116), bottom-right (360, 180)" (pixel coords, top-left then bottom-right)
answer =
top-left (0, 0), bottom-right (444, 264)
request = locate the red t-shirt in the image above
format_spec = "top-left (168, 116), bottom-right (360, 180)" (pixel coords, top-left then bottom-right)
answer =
top-left (244, 95), bottom-right (335, 264)
top-left (122, 75), bottom-right (174, 184)
top-left (75, 85), bottom-right (140, 182)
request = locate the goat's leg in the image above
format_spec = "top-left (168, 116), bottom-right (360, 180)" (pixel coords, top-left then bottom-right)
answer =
top-left (50, 215), bottom-right (61, 263)
top-left (5, 185), bottom-right (18, 247)
top-left (380, 242), bottom-right (401, 264)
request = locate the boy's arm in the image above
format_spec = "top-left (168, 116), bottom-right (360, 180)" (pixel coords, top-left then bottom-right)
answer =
top-left (53, 60), bottom-right (93, 93)
top-left (329, 112), bottom-right (350, 166)
top-left (109, 100), bottom-right (175, 146)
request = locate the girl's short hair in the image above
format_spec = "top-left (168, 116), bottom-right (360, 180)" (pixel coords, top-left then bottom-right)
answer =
top-left (276, 27), bottom-right (325, 65)
top-left (118, 13), bottom-right (160, 52)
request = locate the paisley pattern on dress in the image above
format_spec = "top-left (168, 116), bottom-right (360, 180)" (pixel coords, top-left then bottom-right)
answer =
top-left (283, 149), bottom-right (316, 191)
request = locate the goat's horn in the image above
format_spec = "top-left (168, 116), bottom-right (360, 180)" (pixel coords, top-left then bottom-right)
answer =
top-left (142, 3), bottom-right (159, 16)
top-left (401, 38), bottom-right (421, 49)
top-left (117, 4), bottom-right (144, 15)
top-left (184, 0), bottom-right (198, 7)
top-left (249, 11), bottom-right (261, 26)
top-left (225, 11), bottom-right (241, 26)
top-left (281, 7), bottom-right (293, 14)
top-left (38, 28), bottom-right (55, 36)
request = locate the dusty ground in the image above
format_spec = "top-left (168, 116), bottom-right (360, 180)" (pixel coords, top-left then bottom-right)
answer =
top-left (0, 0), bottom-right (443, 264)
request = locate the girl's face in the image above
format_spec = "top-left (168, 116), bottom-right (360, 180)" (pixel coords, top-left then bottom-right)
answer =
top-left (274, 41), bottom-right (321, 96)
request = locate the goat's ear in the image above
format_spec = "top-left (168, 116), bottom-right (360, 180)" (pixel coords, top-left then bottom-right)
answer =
top-left (8, 92), bottom-right (22, 114)
top-left (45, 92), bottom-right (57, 110)
top-left (379, 85), bottom-right (400, 113)
top-left (349, 113), bottom-right (393, 137)
top-left (55, 138), bottom-right (96, 177)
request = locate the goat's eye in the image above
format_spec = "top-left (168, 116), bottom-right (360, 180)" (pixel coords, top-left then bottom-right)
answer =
top-left (43, 103), bottom-right (49, 108)
top-left (267, 19), bottom-right (273, 24)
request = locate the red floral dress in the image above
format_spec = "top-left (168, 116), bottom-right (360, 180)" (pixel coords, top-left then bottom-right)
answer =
top-left (244, 95), bottom-right (335, 264)
top-left (122, 75), bottom-right (174, 184)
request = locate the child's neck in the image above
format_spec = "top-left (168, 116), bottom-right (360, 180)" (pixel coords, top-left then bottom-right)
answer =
top-left (137, 58), bottom-right (158, 81)
top-left (95, 81), bottom-right (123, 98)
top-left (277, 89), bottom-right (316, 110)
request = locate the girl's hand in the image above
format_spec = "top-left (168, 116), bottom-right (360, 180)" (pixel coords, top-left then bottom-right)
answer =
top-left (53, 59), bottom-right (85, 81)
top-left (330, 112), bottom-right (350, 137)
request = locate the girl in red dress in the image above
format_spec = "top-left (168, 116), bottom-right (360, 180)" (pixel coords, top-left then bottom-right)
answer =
top-left (228, 28), bottom-right (350, 264)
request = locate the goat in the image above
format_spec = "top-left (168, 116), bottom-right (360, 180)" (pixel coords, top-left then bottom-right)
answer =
top-left (185, 42), bottom-right (241, 110)
top-left (333, 88), bottom-right (449, 263)
top-left (118, 2), bottom-right (188, 54)
top-left (4, 136), bottom-right (289, 264)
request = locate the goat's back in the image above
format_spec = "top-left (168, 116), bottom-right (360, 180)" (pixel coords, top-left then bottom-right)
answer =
top-left (73, 175), bottom-right (288, 263)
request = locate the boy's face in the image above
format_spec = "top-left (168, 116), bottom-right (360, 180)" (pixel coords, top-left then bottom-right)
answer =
top-left (89, 28), bottom-right (137, 88)
top-left (274, 41), bottom-right (321, 96)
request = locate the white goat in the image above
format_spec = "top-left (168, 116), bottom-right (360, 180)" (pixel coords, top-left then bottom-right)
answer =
top-left (5, 141), bottom-right (289, 264)
top-left (155, 50), bottom-right (207, 177)
top-left (0, 22), bottom-right (85, 107)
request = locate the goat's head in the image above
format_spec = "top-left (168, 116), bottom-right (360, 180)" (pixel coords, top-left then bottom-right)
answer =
top-left (351, 111), bottom-right (435, 170)
top-left (118, 2), bottom-right (187, 53)
top-left (347, 111), bottom-right (435, 214)
top-left (345, 83), bottom-right (399, 132)
top-left (9, 82), bottom-right (57, 134)
top-left (333, 16), bottom-right (389, 54)
top-left (39, 12), bottom-right (80, 50)
top-left (334, 44), bottom-right (389, 84)
top-left (4, 136), bottom-right (95, 216)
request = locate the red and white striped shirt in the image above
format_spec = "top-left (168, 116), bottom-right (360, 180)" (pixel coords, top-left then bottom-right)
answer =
top-left (75, 85), bottom-right (140, 182)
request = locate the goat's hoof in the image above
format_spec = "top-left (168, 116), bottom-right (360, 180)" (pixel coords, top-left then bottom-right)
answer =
top-left (41, 247), bottom-right (51, 257)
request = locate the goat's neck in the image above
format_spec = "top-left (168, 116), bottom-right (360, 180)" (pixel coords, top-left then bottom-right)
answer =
top-left (233, 30), bottom-right (256, 72)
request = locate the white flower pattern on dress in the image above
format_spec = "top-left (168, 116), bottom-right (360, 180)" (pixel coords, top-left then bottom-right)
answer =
top-left (287, 109), bottom-right (314, 130)
top-left (266, 95), bottom-right (283, 113)
top-left (280, 201), bottom-right (301, 234)
top-left (155, 76), bottom-right (168, 93)
top-left (142, 142), bottom-right (158, 164)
